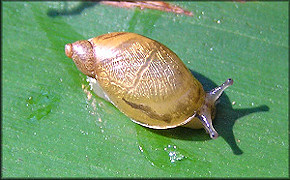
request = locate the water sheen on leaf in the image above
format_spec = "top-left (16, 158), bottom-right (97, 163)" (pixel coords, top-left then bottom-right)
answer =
top-left (2, 1), bottom-right (288, 178)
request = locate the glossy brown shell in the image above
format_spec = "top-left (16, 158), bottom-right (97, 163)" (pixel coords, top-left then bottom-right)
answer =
top-left (88, 32), bottom-right (205, 128)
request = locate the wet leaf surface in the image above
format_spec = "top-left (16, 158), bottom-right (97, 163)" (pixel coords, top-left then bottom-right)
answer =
top-left (2, 1), bottom-right (288, 178)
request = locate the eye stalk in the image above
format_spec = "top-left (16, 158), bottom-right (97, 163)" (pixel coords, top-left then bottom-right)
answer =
top-left (198, 78), bottom-right (234, 139)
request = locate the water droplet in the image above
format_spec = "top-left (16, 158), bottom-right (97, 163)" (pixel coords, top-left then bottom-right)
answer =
top-left (164, 145), bottom-right (186, 163)
top-left (138, 145), bottom-right (144, 153)
top-left (80, 130), bottom-right (88, 135)
top-left (25, 91), bottom-right (59, 122)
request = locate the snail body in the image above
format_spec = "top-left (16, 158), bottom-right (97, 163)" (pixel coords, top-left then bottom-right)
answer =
top-left (65, 32), bottom-right (233, 139)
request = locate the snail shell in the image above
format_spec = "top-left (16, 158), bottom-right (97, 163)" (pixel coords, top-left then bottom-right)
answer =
top-left (65, 32), bottom-right (233, 139)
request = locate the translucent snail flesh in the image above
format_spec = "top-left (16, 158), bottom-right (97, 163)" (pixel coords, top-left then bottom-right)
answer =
top-left (65, 32), bottom-right (233, 139)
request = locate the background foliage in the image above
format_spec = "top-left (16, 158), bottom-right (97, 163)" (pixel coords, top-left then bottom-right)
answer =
top-left (2, 1), bottom-right (288, 177)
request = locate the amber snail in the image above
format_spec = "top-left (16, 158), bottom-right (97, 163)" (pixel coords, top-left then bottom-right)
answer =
top-left (65, 32), bottom-right (233, 139)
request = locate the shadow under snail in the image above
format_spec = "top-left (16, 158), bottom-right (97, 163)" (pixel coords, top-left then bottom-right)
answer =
top-left (65, 32), bottom-right (233, 139)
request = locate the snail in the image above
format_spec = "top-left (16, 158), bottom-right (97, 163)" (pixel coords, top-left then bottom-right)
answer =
top-left (65, 32), bottom-right (233, 139)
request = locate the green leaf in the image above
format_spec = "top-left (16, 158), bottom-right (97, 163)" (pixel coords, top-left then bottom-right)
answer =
top-left (3, 1), bottom-right (288, 178)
